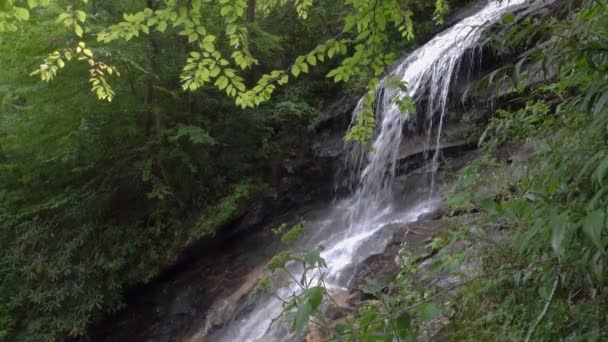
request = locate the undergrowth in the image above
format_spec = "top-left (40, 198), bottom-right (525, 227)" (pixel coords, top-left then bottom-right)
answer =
top-left (257, 0), bottom-right (608, 340)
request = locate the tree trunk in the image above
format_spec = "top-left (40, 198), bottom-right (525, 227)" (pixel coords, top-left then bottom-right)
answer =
top-left (247, 0), bottom-right (256, 22)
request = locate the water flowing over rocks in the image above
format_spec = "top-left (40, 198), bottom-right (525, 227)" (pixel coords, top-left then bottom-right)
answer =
top-left (89, 1), bottom-right (560, 341)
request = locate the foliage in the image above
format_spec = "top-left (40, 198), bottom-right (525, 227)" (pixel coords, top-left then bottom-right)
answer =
top-left (0, 0), bottom-right (379, 340)
top-left (272, 221), bottom-right (306, 246)
top-left (440, 1), bottom-right (608, 339)
top-left (0, 0), bottom-right (447, 124)
top-left (192, 180), bottom-right (255, 238)
top-left (258, 1), bottom-right (608, 340)
top-left (6, 0), bottom-right (594, 340)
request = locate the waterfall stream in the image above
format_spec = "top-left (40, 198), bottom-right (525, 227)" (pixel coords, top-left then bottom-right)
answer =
top-left (202, 1), bottom-right (532, 341)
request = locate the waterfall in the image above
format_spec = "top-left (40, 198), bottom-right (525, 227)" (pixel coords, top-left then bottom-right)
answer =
top-left (202, 1), bottom-right (533, 341)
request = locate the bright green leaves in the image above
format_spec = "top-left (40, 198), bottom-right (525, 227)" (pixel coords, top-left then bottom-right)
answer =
top-left (178, 21), bottom-right (206, 43)
top-left (291, 65), bottom-right (300, 77)
top-left (277, 74), bottom-right (289, 85)
top-left (56, 8), bottom-right (88, 38)
top-left (13, 6), bottom-right (28, 20)
top-left (433, 0), bottom-right (449, 25)
top-left (266, 251), bottom-right (292, 272)
top-left (180, 44), bottom-right (246, 98)
top-left (75, 10), bottom-right (86, 23)
top-left (0, 1), bottom-right (32, 31)
top-left (398, 10), bottom-right (415, 40)
top-left (31, 42), bottom-right (119, 102)
top-left (97, 9), bottom-right (153, 43)
top-left (30, 49), bottom-right (69, 81)
top-left (27, 0), bottom-right (38, 9)
top-left (201, 34), bottom-right (216, 52)
top-left (15, 0), bottom-right (454, 114)
top-left (220, 0), bottom-right (257, 69)
top-left (272, 222), bottom-right (305, 246)
top-left (215, 75), bottom-right (229, 89)
top-left (583, 210), bottom-right (605, 253)
top-left (219, 0), bottom-right (247, 23)
top-left (294, 0), bottom-right (313, 19)
top-left (78, 42), bottom-right (120, 102)
top-left (291, 55), bottom-right (310, 77)
top-left (345, 91), bottom-right (376, 143)
top-left (345, 74), bottom-right (409, 144)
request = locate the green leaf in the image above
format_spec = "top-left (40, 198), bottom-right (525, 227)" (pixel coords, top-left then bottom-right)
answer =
top-left (292, 65), bottom-right (300, 77)
top-left (215, 76), bottom-right (229, 90)
top-left (393, 312), bottom-right (412, 338)
top-left (0, 0), bottom-right (13, 12)
top-left (277, 74), bottom-right (289, 85)
top-left (75, 10), bottom-right (86, 23)
top-left (56, 12), bottom-right (70, 23)
top-left (306, 54), bottom-right (317, 66)
top-left (583, 210), bottom-right (605, 252)
top-left (303, 251), bottom-right (326, 268)
top-left (293, 302), bottom-right (312, 335)
top-left (291, 286), bottom-right (326, 335)
top-left (157, 20), bottom-right (167, 32)
top-left (305, 287), bottom-right (324, 308)
top-left (202, 42), bottom-right (214, 52)
top-left (75, 24), bottom-right (83, 37)
top-left (220, 6), bottom-right (231, 16)
top-left (14, 6), bottom-right (29, 20)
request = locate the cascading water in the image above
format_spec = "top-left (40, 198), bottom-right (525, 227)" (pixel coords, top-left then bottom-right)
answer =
top-left (203, 1), bottom-right (532, 341)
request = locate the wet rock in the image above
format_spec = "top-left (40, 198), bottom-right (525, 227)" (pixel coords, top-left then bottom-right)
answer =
top-left (351, 220), bottom-right (450, 291)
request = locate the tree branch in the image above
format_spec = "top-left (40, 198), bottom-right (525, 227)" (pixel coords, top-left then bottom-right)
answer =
top-left (524, 273), bottom-right (560, 342)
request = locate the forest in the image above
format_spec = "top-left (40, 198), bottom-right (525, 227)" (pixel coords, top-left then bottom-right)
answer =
top-left (0, 0), bottom-right (607, 341)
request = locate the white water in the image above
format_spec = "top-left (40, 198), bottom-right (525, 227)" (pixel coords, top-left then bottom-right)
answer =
top-left (207, 1), bottom-right (530, 341)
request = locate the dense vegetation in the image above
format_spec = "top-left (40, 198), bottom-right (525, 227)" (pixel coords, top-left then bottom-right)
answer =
top-left (0, 0), bottom-right (445, 340)
top-left (443, 1), bottom-right (608, 339)
top-left (2, 0), bottom-right (607, 340)
top-left (253, 0), bottom-right (608, 341)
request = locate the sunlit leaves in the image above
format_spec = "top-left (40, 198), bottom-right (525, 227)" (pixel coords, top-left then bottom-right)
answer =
top-left (433, 0), bottom-right (449, 24)
top-left (11, 0), bottom-right (452, 119)
top-left (31, 42), bottom-right (119, 102)
top-left (294, 0), bottom-right (313, 19)
top-left (56, 7), bottom-right (87, 38)
top-left (97, 9), bottom-right (153, 43)
top-left (13, 6), bottom-right (28, 20)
